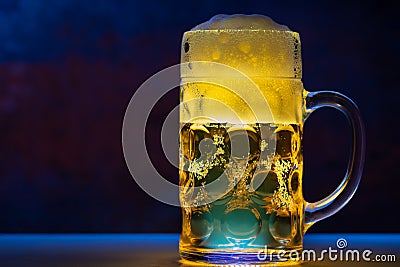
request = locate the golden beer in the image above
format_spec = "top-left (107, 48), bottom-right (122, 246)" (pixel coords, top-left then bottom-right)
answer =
top-left (179, 122), bottom-right (304, 262)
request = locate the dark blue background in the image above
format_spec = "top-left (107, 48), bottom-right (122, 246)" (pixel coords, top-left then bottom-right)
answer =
top-left (0, 0), bottom-right (398, 233)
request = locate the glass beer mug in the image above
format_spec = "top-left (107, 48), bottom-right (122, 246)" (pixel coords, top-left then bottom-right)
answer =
top-left (179, 14), bottom-right (365, 265)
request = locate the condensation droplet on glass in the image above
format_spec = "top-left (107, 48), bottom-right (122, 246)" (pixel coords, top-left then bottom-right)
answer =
top-left (238, 42), bottom-right (251, 54)
top-left (212, 50), bottom-right (220, 60)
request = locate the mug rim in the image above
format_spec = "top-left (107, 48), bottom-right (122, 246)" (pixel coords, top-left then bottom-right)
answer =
top-left (185, 29), bottom-right (300, 35)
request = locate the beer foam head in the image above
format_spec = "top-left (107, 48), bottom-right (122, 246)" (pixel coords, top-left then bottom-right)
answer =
top-left (182, 14), bottom-right (301, 78)
top-left (192, 14), bottom-right (290, 31)
top-left (181, 14), bottom-right (303, 124)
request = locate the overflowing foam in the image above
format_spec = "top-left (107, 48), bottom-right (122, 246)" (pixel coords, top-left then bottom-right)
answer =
top-left (191, 14), bottom-right (290, 31)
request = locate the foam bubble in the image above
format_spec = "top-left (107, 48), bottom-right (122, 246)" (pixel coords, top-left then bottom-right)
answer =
top-left (191, 14), bottom-right (290, 31)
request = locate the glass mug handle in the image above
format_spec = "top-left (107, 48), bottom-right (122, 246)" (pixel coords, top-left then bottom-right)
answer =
top-left (303, 90), bottom-right (366, 229)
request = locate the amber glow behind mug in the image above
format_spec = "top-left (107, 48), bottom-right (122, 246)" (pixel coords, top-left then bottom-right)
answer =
top-left (179, 14), bottom-right (365, 265)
